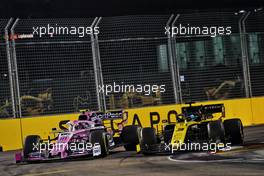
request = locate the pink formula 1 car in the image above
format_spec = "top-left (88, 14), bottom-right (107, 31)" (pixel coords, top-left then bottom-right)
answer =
top-left (15, 110), bottom-right (141, 163)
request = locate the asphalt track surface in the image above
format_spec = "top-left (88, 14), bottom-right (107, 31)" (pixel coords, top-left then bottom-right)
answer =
top-left (0, 125), bottom-right (264, 176)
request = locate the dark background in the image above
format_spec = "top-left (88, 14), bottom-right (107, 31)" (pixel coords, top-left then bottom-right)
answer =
top-left (0, 0), bottom-right (263, 18)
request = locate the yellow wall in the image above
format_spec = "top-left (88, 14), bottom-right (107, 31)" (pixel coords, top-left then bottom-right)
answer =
top-left (0, 119), bottom-right (22, 151)
top-left (1, 97), bottom-right (264, 151)
top-left (250, 97), bottom-right (264, 125)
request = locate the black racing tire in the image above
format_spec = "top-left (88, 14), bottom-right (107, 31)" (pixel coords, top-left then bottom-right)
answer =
top-left (23, 135), bottom-right (41, 158)
top-left (164, 124), bottom-right (175, 144)
top-left (120, 125), bottom-right (141, 151)
top-left (224, 119), bottom-right (244, 145)
top-left (207, 120), bottom-right (225, 143)
top-left (139, 127), bottom-right (158, 155)
top-left (90, 130), bottom-right (109, 157)
top-left (140, 127), bottom-right (157, 146)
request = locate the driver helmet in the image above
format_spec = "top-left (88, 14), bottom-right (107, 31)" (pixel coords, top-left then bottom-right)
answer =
top-left (189, 114), bottom-right (198, 121)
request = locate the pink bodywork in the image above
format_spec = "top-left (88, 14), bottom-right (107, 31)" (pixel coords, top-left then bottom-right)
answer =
top-left (15, 110), bottom-right (123, 163)
top-left (16, 111), bottom-right (105, 162)
top-left (49, 120), bottom-right (98, 158)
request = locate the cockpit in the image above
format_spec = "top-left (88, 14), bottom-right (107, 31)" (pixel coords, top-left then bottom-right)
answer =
top-left (67, 121), bottom-right (94, 132)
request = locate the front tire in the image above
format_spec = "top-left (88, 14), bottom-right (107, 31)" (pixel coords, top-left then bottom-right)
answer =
top-left (120, 125), bottom-right (141, 151)
top-left (164, 124), bottom-right (175, 144)
top-left (23, 135), bottom-right (41, 158)
top-left (207, 120), bottom-right (225, 143)
top-left (90, 130), bottom-right (109, 157)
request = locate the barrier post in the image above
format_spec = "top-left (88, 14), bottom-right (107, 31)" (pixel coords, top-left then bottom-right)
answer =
top-left (10, 18), bottom-right (25, 149)
top-left (10, 18), bottom-right (21, 118)
top-left (171, 14), bottom-right (182, 103)
top-left (239, 12), bottom-right (252, 98)
top-left (91, 17), bottom-right (102, 111)
top-left (94, 17), bottom-right (106, 112)
top-left (167, 14), bottom-right (182, 104)
top-left (4, 18), bottom-right (15, 118)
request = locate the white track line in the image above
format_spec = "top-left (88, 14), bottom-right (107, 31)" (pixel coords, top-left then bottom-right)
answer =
top-left (167, 156), bottom-right (242, 163)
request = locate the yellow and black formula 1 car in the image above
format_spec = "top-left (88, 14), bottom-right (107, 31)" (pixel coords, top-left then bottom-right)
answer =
top-left (137, 103), bottom-right (244, 154)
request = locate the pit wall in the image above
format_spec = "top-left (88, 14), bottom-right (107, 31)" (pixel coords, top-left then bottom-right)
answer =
top-left (1, 97), bottom-right (264, 151)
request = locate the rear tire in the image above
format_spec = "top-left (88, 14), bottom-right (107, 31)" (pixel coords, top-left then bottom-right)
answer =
top-left (90, 130), bottom-right (109, 157)
top-left (140, 127), bottom-right (157, 145)
top-left (120, 125), bottom-right (141, 151)
top-left (23, 135), bottom-right (41, 158)
top-left (139, 127), bottom-right (157, 155)
top-left (224, 119), bottom-right (244, 145)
